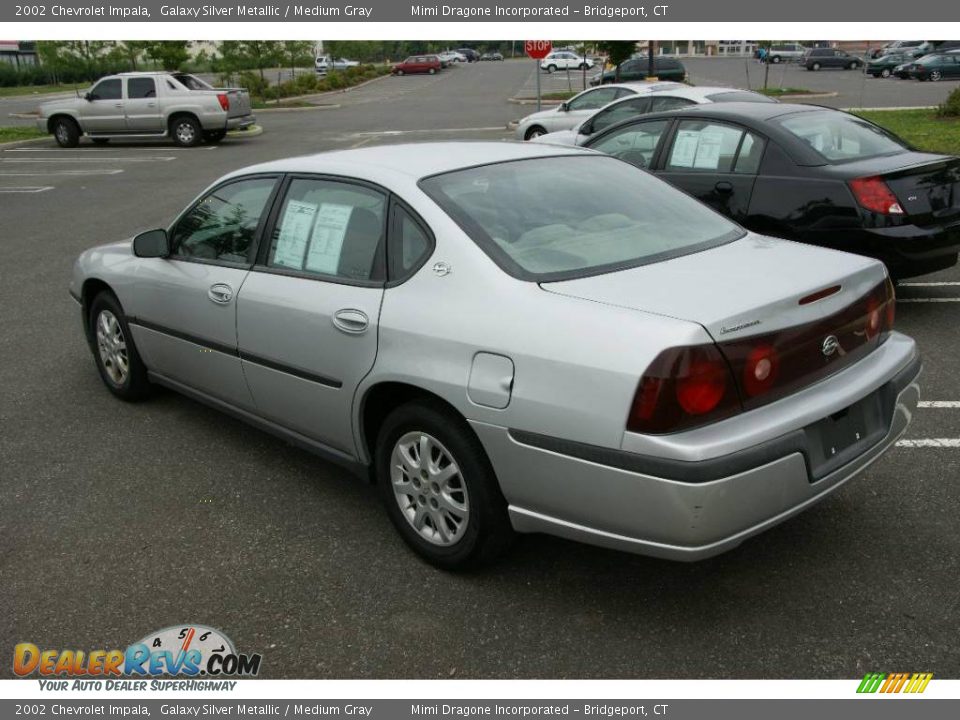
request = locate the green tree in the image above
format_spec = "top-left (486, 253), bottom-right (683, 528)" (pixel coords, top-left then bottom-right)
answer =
top-left (598, 41), bottom-right (637, 82)
top-left (145, 41), bottom-right (190, 71)
top-left (281, 41), bottom-right (313, 77)
top-left (120, 41), bottom-right (152, 70)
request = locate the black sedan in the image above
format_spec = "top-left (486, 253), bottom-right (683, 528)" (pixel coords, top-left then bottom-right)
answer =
top-left (582, 102), bottom-right (960, 278)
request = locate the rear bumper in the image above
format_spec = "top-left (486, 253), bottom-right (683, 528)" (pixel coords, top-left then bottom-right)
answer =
top-left (472, 338), bottom-right (920, 561)
top-left (225, 114), bottom-right (257, 131)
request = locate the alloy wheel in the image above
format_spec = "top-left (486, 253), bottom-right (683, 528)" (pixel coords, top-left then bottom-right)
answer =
top-left (175, 121), bottom-right (196, 145)
top-left (390, 431), bottom-right (469, 546)
top-left (95, 309), bottom-right (129, 386)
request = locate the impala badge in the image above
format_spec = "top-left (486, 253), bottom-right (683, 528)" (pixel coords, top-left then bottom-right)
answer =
top-left (822, 335), bottom-right (840, 357)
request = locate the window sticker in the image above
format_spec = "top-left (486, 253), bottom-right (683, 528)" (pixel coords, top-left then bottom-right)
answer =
top-left (670, 130), bottom-right (700, 168)
top-left (305, 203), bottom-right (354, 274)
top-left (273, 199), bottom-right (317, 269)
top-left (693, 131), bottom-right (724, 169)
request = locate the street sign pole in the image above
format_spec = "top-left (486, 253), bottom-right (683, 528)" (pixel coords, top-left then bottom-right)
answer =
top-left (536, 58), bottom-right (541, 112)
top-left (524, 40), bottom-right (553, 114)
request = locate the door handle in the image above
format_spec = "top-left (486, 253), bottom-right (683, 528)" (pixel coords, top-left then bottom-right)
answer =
top-left (207, 283), bottom-right (233, 304)
top-left (332, 309), bottom-right (369, 334)
top-left (714, 181), bottom-right (734, 194)
top-left (114, 103), bottom-right (124, 108)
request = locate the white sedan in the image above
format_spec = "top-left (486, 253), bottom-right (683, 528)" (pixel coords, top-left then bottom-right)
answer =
top-left (540, 51), bottom-right (595, 73)
top-left (514, 81), bottom-right (685, 141)
top-left (533, 86), bottom-right (777, 146)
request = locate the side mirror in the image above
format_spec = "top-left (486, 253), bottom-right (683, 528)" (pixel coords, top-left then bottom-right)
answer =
top-left (83, 92), bottom-right (94, 101)
top-left (133, 229), bottom-right (170, 258)
top-left (558, 102), bottom-right (568, 112)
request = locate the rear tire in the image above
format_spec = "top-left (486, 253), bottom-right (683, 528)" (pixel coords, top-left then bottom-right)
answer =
top-left (169, 115), bottom-right (201, 147)
top-left (546, 64), bottom-right (558, 73)
top-left (203, 130), bottom-right (226, 144)
top-left (88, 291), bottom-right (152, 402)
top-left (811, 62), bottom-right (821, 71)
top-left (376, 401), bottom-right (514, 570)
top-left (52, 117), bottom-right (80, 148)
top-left (772, 56), bottom-right (782, 64)
top-left (428, 68), bottom-right (436, 75)
top-left (91, 138), bottom-right (110, 145)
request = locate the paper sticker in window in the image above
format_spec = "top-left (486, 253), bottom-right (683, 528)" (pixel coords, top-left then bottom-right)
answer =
top-left (305, 203), bottom-right (354, 274)
top-left (693, 131), bottom-right (723, 169)
top-left (273, 199), bottom-right (318, 269)
top-left (670, 130), bottom-right (699, 168)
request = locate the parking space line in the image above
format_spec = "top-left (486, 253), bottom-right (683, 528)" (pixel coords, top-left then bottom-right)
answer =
top-left (351, 127), bottom-right (507, 137)
top-left (899, 282), bottom-right (960, 287)
top-left (0, 169), bottom-right (124, 176)
top-left (918, 401), bottom-right (960, 408)
top-left (1, 157), bottom-right (175, 163)
top-left (897, 298), bottom-right (960, 303)
top-left (0, 186), bottom-right (53, 193)
top-left (896, 439), bottom-right (960, 448)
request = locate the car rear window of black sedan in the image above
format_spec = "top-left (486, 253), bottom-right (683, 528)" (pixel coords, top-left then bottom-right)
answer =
top-left (775, 111), bottom-right (909, 163)
top-left (420, 155), bottom-right (744, 281)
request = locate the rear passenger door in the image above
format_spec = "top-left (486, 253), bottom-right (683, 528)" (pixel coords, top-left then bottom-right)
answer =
top-left (655, 119), bottom-right (766, 224)
top-left (235, 176), bottom-right (389, 456)
top-left (124, 76), bottom-right (164, 133)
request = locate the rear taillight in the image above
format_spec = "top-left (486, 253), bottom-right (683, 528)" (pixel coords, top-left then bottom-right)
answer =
top-left (627, 345), bottom-right (740, 434)
top-left (217, 93), bottom-right (230, 111)
top-left (849, 176), bottom-right (904, 215)
top-left (626, 280), bottom-right (895, 435)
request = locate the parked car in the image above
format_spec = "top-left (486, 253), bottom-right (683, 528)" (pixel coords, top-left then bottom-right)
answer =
top-left (456, 47), bottom-right (481, 62)
top-left (480, 52), bottom-right (504, 61)
top-left (315, 56), bottom-right (360, 74)
top-left (514, 81), bottom-right (685, 141)
top-left (583, 102), bottom-right (960, 278)
top-left (802, 48), bottom-right (863, 70)
top-left (591, 56), bottom-right (687, 85)
top-left (36, 71), bottom-right (254, 148)
top-left (438, 50), bottom-right (467, 64)
top-left (899, 53), bottom-right (960, 80)
top-left (540, 51), bottom-right (594, 73)
top-left (876, 41), bottom-right (930, 59)
top-left (866, 52), bottom-right (911, 77)
top-left (533, 86), bottom-right (775, 146)
top-left (767, 43), bottom-right (808, 63)
top-left (69, 141), bottom-right (919, 569)
top-left (392, 55), bottom-right (442, 75)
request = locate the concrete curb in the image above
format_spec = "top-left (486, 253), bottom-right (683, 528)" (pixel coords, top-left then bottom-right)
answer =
top-left (509, 97), bottom-right (564, 106)
top-left (226, 124), bottom-right (264, 138)
top-left (844, 105), bottom-right (938, 111)
top-left (255, 103), bottom-right (341, 113)
top-left (0, 135), bottom-right (49, 150)
top-left (765, 91), bottom-right (839, 100)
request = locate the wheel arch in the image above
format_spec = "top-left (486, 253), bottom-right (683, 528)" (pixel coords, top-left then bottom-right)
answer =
top-left (79, 278), bottom-right (116, 346)
top-left (46, 113), bottom-right (80, 133)
top-left (356, 380), bottom-right (472, 479)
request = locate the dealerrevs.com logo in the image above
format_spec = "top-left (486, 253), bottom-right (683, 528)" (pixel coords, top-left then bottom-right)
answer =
top-left (14, 625), bottom-right (262, 688)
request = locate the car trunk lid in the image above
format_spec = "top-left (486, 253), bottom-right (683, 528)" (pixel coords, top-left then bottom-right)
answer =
top-left (541, 235), bottom-right (892, 410)
top-left (880, 155), bottom-right (960, 226)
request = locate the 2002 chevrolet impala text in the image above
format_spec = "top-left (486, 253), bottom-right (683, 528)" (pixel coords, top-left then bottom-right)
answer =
top-left (70, 142), bottom-right (921, 569)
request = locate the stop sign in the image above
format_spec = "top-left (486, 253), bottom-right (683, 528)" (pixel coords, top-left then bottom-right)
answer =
top-left (525, 40), bottom-right (552, 60)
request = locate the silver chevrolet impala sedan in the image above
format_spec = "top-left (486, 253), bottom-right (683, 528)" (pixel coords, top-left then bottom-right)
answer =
top-left (70, 142), bottom-right (921, 569)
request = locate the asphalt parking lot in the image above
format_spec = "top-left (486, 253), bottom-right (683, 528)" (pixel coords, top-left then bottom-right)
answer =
top-left (2, 59), bottom-right (959, 679)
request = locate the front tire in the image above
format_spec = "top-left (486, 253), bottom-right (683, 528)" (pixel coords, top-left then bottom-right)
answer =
top-left (170, 115), bottom-right (201, 147)
top-left (772, 55), bottom-right (782, 64)
top-left (546, 64), bottom-right (558, 73)
top-left (428, 68), bottom-right (436, 75)
top-left (88, 292), bottom-right (152, 401)
top-left (881, 68), bottom-right (891, 78)
top-left (930, 70), bottom-right (942, 81)
top-left (524, 125), bottom-right (547, 141)
top-left (52, 117), bottom-right (80, 148)
top-left (811, 62), bottom-right (821, 71)
top-left (376, 401), bottom-right (514, 570)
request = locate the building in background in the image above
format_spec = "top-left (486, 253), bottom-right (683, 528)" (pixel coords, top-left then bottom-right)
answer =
top-left (0, 41), bottom-right (38, 67)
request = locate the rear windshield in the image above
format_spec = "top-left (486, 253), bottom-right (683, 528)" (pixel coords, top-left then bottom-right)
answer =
top-left (419, 155), bottom-right (743, 281)
top-left (706, 91), bottom-right (777, 103)
top-left (775, 111), bottom-right (908, 163)
top-left (172, 73), bottom-right (213, 90)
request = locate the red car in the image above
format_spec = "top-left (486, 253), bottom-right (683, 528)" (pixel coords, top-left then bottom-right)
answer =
top-left (392, 55), bottom-right (442, 75)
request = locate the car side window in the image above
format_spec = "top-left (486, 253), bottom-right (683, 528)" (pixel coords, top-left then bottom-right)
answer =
top-left (89, 78), bottom-right (121, 101)
top-left (589, 98), bottom-right (651, 134)
top-left (666, 120), bottom-right (746, 173)
top-left (266, 178), bottom-right (386, 282)
top-left (589, 119), bottom-right (670, 169)
top-left (649, 97), bottom-right (696, 112)
top-left (171, 177), bottom-right (277, 264)
top-left (568, 87), bottom-right (618, 111)
top-left (733, 132), bottom-right (766, 174)
top-left (127, 77), bottom-right (156, 99)
top-left (389, 206), bottom-right (434, 282)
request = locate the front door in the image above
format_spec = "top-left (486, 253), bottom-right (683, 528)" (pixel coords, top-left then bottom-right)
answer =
top-left (655, 119), bottom-right (764, 225)
top-left (236, 176), bottom-right (388, 456)
top-left (124, 76), bottom-right (164, 133)
top-left (77, 77), bottom-right (125, 133)
top-left (130, 175), bottom-right (280, 410)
